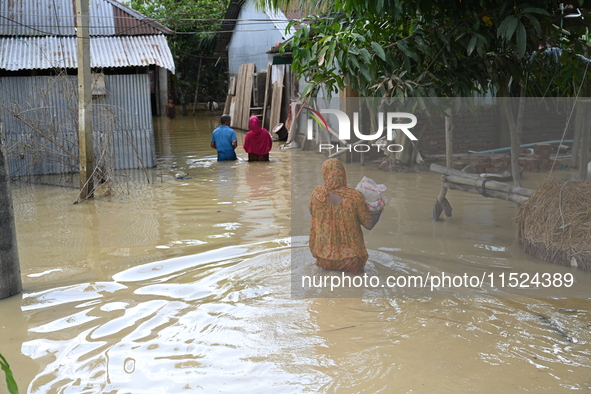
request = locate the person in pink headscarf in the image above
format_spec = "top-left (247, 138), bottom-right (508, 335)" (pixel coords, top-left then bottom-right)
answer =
top-left (244, 116), bottom-right (272, 161)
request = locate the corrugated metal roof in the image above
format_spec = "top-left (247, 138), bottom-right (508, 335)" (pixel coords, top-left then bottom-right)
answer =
top-left (0, 0), bottom-right (172, 36)
top-left (214, 0), bottom-right (244, 57)
top-left (0, 35), bottom-right (175, 72)
top-left (214, 1), bottom-right (294, 57)
top-left (1, 74), bottom-right (156, 176)
top-left (264, 8), bottom-right (294, 41)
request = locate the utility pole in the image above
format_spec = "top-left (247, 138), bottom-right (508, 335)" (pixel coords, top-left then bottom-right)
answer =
top-left (76, 0), bottom-right (94, 199)
top-left (0, 139), bottom-right (22, 299)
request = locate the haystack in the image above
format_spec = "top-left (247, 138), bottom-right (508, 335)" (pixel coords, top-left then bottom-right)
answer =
top-left (516, 178), bottom-right (591, 270)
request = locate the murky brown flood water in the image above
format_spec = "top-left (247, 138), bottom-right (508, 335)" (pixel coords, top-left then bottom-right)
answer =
top-left (2, 114), bottom-right (591, 393)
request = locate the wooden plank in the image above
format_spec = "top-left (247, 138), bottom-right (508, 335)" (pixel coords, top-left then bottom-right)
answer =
top-left (231, 64), bottom-right (246, 128)
top-left (239, 64), bottom-right (255, 130)
top-left (269, 75), bottom-right (284, 132)
top-left (224, 93), bottom-right (232, 114)
top-left (262, 62), bottom-right (272, 128)
top-left (228, 96), bottom-right (236, 121)
top-left (232, 63), bottom-right (255, 130)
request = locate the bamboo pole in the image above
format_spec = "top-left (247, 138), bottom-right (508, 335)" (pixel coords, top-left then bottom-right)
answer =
top-left (443, 182), bottom-right (529, 204)
top-left (430, 164), bottom-right (533, 197)
top-left (444, 175), bottom-right (533, 197)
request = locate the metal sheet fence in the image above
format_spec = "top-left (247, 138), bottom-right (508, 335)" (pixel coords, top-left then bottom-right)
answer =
top-left (0, 74), bottom-right (156, 177)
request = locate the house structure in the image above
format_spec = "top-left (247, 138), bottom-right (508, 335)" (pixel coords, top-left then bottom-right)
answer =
top-left (0, 0), bottom-right (175, 176)
top-left (215, 0), bottom-right (297, 132)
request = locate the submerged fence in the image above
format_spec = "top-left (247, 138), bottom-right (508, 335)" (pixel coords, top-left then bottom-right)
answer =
top-left (0, 74), bottom-right (156, 177)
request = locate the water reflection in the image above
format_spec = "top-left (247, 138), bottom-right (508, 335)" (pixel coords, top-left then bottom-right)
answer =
top-left (17, 242), bottom-right (591, 393)
top-left (2, 114), bottom-right (590, 392)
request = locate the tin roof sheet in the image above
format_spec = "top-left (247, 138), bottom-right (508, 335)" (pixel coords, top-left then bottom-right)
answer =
top-left (0, 35), bottom-right (175, 72)
top-left (264, 8), bottom-right (294, 41)
top-left (0, 0), bottom-right (172, 36)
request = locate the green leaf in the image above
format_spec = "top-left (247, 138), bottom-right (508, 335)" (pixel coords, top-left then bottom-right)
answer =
top-left (397, 41), bottom-right (420, 62)
top-left (351, 33), bottom-right (367, 43)
top-left (318, 35), bottom-right (332, 45)
top-left (371, 41), bottom-right (387, 61)
top-left (301, 24), bottom-right (310, 40)
top-left (349, 55), bottom-right (360, 70)
top-left (521, 7), bottom-right (551, 16)
top-left (361, 66), bottom-right (372, 83)
top-left (359, 48), bottom-right (371, 63)
top-left (505, 15), bottom-right (519, 41)
top-left (0, 354), bottom-right (18, 394)
top-left (467, 35), bottom-right (477, 56)
top-left (498, 15), bottom-right (518, 40)
top-left (516, 21), bottom-right (527, 58)
top-left (523, 13), bottom-right (542, 36)
top-left (376, 0), bottom-right (384, 13)
top-left (302, 82), bottom-right (315, 97)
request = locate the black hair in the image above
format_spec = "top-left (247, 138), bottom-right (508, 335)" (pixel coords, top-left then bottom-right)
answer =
top-left (220, 114), bottom-right (231, 124)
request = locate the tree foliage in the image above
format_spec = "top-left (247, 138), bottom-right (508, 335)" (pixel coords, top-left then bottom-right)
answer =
top-left (275, 0), bottom-right (591, 98)
top-left (131, 0), bottom-right (230, 104)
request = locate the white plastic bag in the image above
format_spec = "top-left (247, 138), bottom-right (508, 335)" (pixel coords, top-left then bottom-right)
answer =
top-left (355, 176), bottom-right (387, 213)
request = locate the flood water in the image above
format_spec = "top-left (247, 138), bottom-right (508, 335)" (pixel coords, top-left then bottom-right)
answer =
top-left (2, 114), bottom-right (591, 393)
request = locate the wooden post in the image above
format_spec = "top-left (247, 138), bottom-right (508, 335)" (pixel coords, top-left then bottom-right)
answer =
top-left (159, 66), bottom-right (169, 117)
top-left (445, 109), bottom-right (453, 168)
top-left (571, 102), bottom-right (583, 168)
top-left (579, 105), bottom-right (591, 180)
top-left (262, 63), bottom-right (272, 128)
top-left (0, 143), bottom-right (22, 299)
top-left (192, 57), bottom-right (203, 116)
top-left (76, 0), bottom-right (94, 200)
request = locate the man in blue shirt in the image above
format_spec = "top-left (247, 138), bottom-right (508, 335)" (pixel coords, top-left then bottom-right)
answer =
top-left (210, 114), bottom-right (238, 161)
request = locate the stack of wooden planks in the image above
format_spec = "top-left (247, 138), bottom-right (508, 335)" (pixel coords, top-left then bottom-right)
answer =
top-left (227, 63), bottom-right (255, 130)
top-left (268, 73), bottom-right (284, 132)
top-left (224, 62), bottom-right (286, 132)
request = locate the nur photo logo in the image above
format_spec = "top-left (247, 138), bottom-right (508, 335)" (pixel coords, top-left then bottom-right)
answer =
top-left (303, 107), bottom-right (418, 153)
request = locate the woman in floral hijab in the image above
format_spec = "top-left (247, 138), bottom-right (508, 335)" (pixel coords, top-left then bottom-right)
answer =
top-left (309, 159), bottom-right (383, 273)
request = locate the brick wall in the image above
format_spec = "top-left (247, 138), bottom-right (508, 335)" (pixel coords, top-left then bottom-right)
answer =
top-left (418, 101), bottom-right (575, 154)
top-left (418, 106), bottom-right (498, 154)
top-left (520, 100), bottom-right (574, 144)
